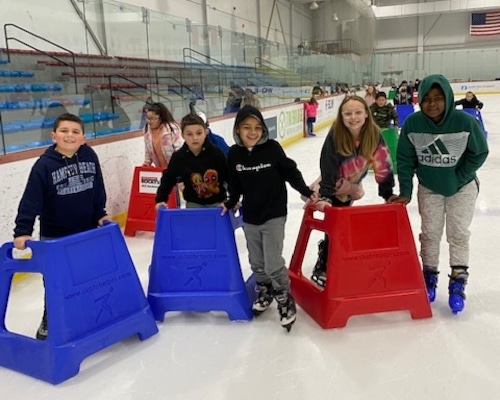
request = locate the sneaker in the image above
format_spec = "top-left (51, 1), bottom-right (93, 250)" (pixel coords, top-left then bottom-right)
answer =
top-left (448, 270), bottom-right (469, 314)
top-left (252, 283), bottom-right (274, 315)
top-left (36, 312), bottom-right (48, 340)
top-left (275, 290), bottom-right (297, 331)
top-left (423, 268), bottom-right (439, 302)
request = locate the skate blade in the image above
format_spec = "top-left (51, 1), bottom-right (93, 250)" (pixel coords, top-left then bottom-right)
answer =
top-left (252, 309), bottom-right (264, 317)
top-left (280, 316), bottom-right (296, 332)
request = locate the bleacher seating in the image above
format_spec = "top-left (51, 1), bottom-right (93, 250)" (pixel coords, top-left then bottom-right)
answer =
top-left (0, 44), bottom-right (308, 154)
top-left (0, 97), bottom-right (89, 110)
top-left (0, 70), bottom-right (34, 77)
top-left (0, 83), bottom-right (62, 92)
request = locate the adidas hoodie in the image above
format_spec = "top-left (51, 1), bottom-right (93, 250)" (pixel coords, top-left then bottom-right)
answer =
top-left (225, 105), bottom-right (314, 225)
top-left (14, 144), bottom-right (107, 238)
top-left (397, 74), bottom-right (489, 198)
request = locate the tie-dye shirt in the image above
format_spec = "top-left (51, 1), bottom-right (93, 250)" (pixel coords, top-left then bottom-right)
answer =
top-left (319, 133), bottom-right (395, 203)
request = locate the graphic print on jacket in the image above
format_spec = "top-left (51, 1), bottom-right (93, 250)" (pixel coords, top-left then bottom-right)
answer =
top-left (52, 161), bottom-right (97, 195)
top-left (334, 143), bottom-right (393, 203)
top-left (409, 132), bottom-right (468, 167)
top-left (155, 139), bottom-right (229, 206)
top-left (190, 169), bottom-right (221, 198)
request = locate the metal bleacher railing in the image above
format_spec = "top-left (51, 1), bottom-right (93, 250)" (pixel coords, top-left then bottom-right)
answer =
top-left (0, 19), bottom-right (333, 156)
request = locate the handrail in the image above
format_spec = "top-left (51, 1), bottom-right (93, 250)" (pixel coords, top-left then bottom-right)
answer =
top-left (155, 65), bottom-right (222, 96)
top-left (154, 74), bottom-right (202, 101)
top-left (254, 57), bottom-right (287, 72)
top-left (0, 111), bottom-right (6, 156)
top-left (182, 48), bottom-right (227, 91)
top-left (3, 23), bottom-right (78, 93)
top-left (182, 48), bottom-right (226, 70)
top-left (106, 74), bottom-right (172, 113)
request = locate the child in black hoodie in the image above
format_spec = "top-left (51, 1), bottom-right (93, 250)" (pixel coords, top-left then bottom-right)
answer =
top-left (155, 113), bottom-right (229, 208)
top-left (222, 105), bottom-right (318, 331)
top-left (13, 113), bottom-right (109, 340)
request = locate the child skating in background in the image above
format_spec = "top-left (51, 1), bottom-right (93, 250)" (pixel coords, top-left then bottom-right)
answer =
top-left (309, 95), bottom-right (395, 287)
top-left (304, 96), bottom-right (319, 137)
top-left (389, 74), bottom-right (488, 314)
top-left (370, 91), bottom-right (399, 130)
top-left (142, 102), bottom-right (182, 169)
top-left (454, 91), bottom-right (484, 110)
top-left (196, 111), bottom-right (231, 155)
top-left (222, 105), bottom-right (318, 331)
top-left (364, 84), bottom-right (377, 107)
top-left (13, 113), bottom-right (109, 340)
top-left (155, 113), bottom-right (229, 209)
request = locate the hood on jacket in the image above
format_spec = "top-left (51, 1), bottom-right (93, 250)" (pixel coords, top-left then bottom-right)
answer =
top-left (417, 74), bottom-right (455, 125)
top-left (232, 105), bottom-right (269, 146)
top-left (42, 143), bottom-right (84, 163)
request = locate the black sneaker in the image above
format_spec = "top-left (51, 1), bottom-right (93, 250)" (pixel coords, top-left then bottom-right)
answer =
top-left (252, 283), bottom-right (274, 315)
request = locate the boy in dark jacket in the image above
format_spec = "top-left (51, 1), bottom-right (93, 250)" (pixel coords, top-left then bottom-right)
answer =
top-left (222, 105), bottom-right (318, 331)
top-left (370, 91), bottom-right (399, 129)
top-left (155, 113), bottom-right (229, 208)
top-left (14, 113), bottom-right (109, 340)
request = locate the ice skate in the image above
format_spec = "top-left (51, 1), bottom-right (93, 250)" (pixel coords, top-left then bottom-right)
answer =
top-left (36, 309), bottom-right (48, 340)
top-left (275, 290), bottom-right (296, 332)
top-left (423, 268), bottom-right (439, 302)
top-left (252, 282), bottom-right (274, 316)
top-left (311, 239), bottom-right (327, 288)
top-left (448, 270), bottom-right (469, 314)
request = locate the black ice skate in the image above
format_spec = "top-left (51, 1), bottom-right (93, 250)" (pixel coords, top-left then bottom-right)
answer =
top-left (36, 308), bottom-right (48, 340)
top-left (275, 290), bottom-right (297, 332)
top-left (311, 239), bottom-right (327, 288)
top-left (252, 282), bottom-right (274, 316)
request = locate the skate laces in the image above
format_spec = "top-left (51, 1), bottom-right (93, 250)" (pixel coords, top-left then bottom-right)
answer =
top-left (254, 284), bottom-right (274, 305)
top-left (448, 273), bottom-right (468, 298)
top-left (423, 270), bottom-right (439, 288)
top-left (275, 291), bottom-right (295, 316)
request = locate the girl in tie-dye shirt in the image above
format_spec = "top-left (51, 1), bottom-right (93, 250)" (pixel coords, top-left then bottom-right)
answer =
top-left (310, 95), bottom-right (395, 287)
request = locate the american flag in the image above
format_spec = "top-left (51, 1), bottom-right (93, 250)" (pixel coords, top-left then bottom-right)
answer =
top-left (470, 11), bottom-right (500, 36)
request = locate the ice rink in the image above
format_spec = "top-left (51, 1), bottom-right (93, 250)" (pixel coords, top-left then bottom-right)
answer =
top-left (2, 95), bottom-right (500, 399)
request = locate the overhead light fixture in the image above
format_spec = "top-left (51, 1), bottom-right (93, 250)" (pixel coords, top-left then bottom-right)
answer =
top-left (332, 12), bottom-right (339, 21)
top-left (309, 1), bottom-right (319, 10)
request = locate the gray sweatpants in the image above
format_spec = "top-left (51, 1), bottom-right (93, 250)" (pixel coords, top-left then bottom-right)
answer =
top-left (243, 216), bottom-right (289, 291)
top-left (417, 179), bottom-right (479, 269)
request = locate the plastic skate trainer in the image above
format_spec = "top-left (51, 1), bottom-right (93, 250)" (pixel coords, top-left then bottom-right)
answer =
top-left (289, 203), bottom-right (432, 329)
top-left (124, 165), bottom-right (178, 236)
top-left (0, 223), bottom-right (158, 384)
top-left (147, 207), bottom-right (254, 322)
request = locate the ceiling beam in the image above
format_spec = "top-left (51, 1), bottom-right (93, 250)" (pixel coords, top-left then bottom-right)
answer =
top-left (373, 0), bottom-right (500, 19)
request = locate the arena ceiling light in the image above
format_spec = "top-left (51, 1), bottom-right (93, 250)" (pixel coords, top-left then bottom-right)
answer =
top-left (309, 1), bottom-right (320, 10)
